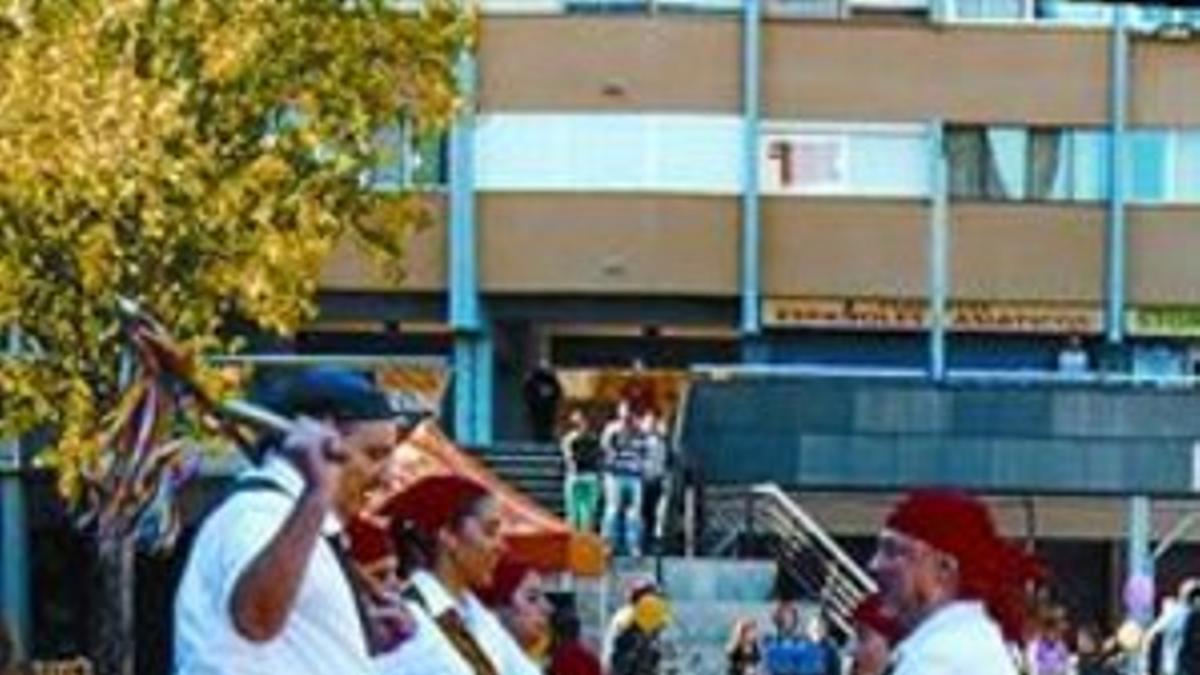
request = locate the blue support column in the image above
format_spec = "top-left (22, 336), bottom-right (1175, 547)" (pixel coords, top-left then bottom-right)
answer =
top-left (1106, 6), bottom-right (1129, 345)
top-left (448, 44), bottom-right (491, 446)
top-left (928, 120), bottom-right (949, 381)
top-left (453, 328), bottom-right (493, 447)
top-left (1, 326), bottom-right (30, 659)
top-left (453, 336), bottom-right (477, 445)
top-left (739, 0), bottom-right (763, 360)
top-left (472, 327), bottom-right (494, 446)
top-left (1127, 496), bottom-right (1153, 625)
top-left (449, 50), bottom-right (480, 335)
top-left (1, 439), bottom-right (30, 662)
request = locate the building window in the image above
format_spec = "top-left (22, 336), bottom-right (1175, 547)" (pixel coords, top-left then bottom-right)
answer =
top-left (946, 125), bottom-right (1109, 202)
top-left (950, 0), bottom-right (1030, 21)
top-left (476, 113), bottom-right (743, 194)
top-left (564, 0), bottom-right (650, 13)
top-left (946, 126), bottom-right (1020, 200)
top-left (760, 122), bottom-right (929, 197)
top-left (365, 118), bottom-right (448, 192)
top-left (1177, 132), bottom-right (1200, 204)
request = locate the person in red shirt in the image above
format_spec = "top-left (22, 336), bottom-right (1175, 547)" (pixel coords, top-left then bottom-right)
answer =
top-left (550, 610), bottom-right (602, 675)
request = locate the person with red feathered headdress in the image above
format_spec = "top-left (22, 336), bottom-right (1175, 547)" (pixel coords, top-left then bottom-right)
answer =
top-left (868, 489), bottom-right (1043, 675)
top-left (371, 474), bottom-right (542, 675)
top-left (476, 557), bottom-right (553, 661)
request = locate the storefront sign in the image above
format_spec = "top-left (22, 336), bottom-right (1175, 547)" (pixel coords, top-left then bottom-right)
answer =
top-left (951, 301), bottom-right (1102, 334)
top-left (1127, 306), bottom-right (1200, 338)
top-left (763, 297), bottom-right (1103, 334)
top-left (764, 298), bottom-right (926, 331)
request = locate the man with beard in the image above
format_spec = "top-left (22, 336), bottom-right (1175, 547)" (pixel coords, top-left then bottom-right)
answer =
top-left (868, 490), bottom-right (1040, 675)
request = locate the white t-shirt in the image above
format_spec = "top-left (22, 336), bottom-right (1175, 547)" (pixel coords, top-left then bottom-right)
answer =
top-left (892, 601), bottom-right (1018, 675)
top-left (374, 570), bottom-right (541, 675)
top-left (174, 456), bottom-right (373, 675)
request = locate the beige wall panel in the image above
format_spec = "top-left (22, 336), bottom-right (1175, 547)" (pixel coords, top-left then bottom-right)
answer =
top-left (320, 197), bottom-right (447, 291)
top-left (479, 194), bottom-right (738, 295)
top-left (764, 22), bottom-right (1109, 125)
top-left (479, 17), bottom-right (741, 112)
top-left (1131, 41), bottom-right (1200, 125)
top-left (762, 198), bottom-right (928, 297)
top-left (1128, 208), bottom-right (1200, 304)
top-left (951, 204), bottom-right (1105, 302)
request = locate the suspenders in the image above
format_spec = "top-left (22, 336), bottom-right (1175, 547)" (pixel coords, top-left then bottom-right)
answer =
top-left (402, 584), bottom-right (500, 675)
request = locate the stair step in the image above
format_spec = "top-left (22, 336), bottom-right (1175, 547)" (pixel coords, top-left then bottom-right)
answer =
top-left (477, 448), bottom-right (568, 517)
top-left (570, 557), bottom-right (783, 675)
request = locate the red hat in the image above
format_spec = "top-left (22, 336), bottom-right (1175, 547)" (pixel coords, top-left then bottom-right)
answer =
top-left (476, 557), bottom-right (534, 608)
top-left (884, 489), bottom-right (1042, 640)
top-left (346, 516), bottom-right (394, 569)
top-left (382, 474), bottom-right (490, 540)
top-left (851, 594), bottom-right (900, 645)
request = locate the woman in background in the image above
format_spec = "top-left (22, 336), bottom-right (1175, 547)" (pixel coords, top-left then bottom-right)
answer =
top-left (476, 557), bottom-right (554, 664)
top-left (726, 617), bottom-right (762, 675)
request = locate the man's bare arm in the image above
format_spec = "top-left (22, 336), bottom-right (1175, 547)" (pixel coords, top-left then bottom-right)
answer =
top-left (229, 419), bottom-right (343, 643)
top-left (230, 490), bottom-right (329, 642)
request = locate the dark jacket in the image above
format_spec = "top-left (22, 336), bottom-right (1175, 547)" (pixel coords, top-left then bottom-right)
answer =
top-left (611, 625), bottom-right (662, 675)
top-left (1179, 608), bottom-right (1200, 675)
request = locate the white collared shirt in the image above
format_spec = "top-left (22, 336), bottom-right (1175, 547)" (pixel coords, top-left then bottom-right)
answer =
top-left (374, 570), bottom-right (542, 675)
top-left (174, 455), bottom-right (373, 675)
top-left (892, 601), bottom-right (1019, 675)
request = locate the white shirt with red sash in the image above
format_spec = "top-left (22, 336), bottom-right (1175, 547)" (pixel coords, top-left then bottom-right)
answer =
top-left (374, 570), bottom-right (541, 675)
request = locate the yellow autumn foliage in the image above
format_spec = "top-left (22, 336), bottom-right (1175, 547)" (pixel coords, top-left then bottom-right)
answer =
top-left (0, 0), bottom-right (474, 501)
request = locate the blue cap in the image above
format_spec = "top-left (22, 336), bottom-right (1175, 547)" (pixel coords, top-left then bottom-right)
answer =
top-left (253, 366), bottom-right (428, 428)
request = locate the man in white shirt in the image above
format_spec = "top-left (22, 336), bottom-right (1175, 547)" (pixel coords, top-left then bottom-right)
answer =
top-left (1147, 580), bottom-right (1200, 675)
top-left (174, 367), bottom-right (420, 675)
top-left (869, 490), bottom-right (1040, 675)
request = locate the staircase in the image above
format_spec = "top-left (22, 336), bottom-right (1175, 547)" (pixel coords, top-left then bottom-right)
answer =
top-left (474, 442), bottom-right (566, 516)
top-left (573, 556), bottom-right (778, 675)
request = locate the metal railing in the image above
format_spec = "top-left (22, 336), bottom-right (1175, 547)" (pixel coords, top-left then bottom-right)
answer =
top-left (699, 483), bottom-right (876, 638)
top-left (691, 362), bottom-right (1200, 390)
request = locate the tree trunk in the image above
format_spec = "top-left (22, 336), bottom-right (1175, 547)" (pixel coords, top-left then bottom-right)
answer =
top-left (92, 537), bottom-right (135, 675)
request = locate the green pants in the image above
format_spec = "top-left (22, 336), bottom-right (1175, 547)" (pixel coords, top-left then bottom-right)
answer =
top-left (566, 473), bottom-right (600, 532)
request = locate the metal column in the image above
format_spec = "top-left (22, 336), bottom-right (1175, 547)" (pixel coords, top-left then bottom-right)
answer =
top-left (928, 120), bottom-right (949, 381)
top-left (1106, 6), bottom-right (1129, 345)
top-left (448, 45), bottom-right (492, 446)
top-left (739, 0), bottom-right (763, 362)
top-left (0, 440), bottom-right (29, 661)
top-left (1127, 496), bottom-right (1153, 625)
top-left (1, 327), bottom-right (30, 659)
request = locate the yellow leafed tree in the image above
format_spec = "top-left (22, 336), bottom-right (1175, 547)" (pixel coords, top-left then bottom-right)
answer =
top-left (0, 0), bottom-right (472, 671)
top-left (0, 0), bottom-right (471, 499)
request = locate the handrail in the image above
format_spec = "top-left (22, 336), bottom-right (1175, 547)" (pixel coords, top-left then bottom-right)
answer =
top-left (697, 482), bottom-right (877, 637)
top-left (752, 483), bottom-right (878, 596)
top-left (691, 363), bottom-right (1200, 389)
top-left (208, 353), bottom-right (447, 367)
